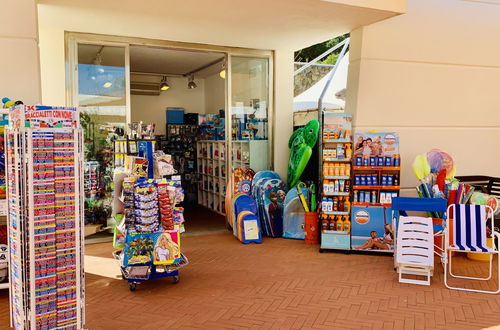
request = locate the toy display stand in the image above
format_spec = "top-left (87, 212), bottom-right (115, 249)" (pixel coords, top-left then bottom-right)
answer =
top-left (112, 142), bottom-right (188, 291)
top-left (112, 250), bottom-right (188, 291)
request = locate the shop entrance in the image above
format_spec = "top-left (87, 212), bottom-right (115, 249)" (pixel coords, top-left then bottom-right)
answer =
top-left (66, 34), bottom-right (273, 241)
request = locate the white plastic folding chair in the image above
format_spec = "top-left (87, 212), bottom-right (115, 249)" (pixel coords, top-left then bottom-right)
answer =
top-left (396, 216), bottom-right (435, 285)
top-left (445, 204), bottom-right (500, 294)
top-left (392, 197), bottom-right (448, 286)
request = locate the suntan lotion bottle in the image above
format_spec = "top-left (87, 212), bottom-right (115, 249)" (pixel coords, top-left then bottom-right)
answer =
top-left (344, 198), bottom-right (350, 213)
top-left (336, 217), bottom-right (344, 231)
top-left (345, 144), bottom-right (352, 160)
top-left (343, 216), bottom-right (351, 233)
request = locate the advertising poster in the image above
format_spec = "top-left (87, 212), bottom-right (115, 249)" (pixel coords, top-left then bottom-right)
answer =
top-left (350, 206), bottom-right (394, 253)
top-left (153, 231), bottom-right (181, 265)
top-left (353, 132), bottom-right (399, 157)
top-left (123, 231), bottom-right (154, 266)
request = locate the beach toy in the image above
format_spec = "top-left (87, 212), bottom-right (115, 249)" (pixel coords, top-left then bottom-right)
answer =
top-left (439, 151), bottom-right (454, 176)
top-left (296, 182), bottom-right (309, 212)
top-left (470, 192), bottom-right (499, 214)
top-left (287, 120), bottom-right (319, 188)
top-left (283, 186), bottom-right (309, 240)
top-left (412, 154), bottom-right (430, 181)
top-left (426, 150), bottom-right (443, 173)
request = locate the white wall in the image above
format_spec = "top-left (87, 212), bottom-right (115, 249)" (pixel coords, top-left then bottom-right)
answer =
top-left (204, 73), bottom-right (225, 114)
top-left (346, 0), bottom-right (500, 195)
top-left (130, 77), bottom-right (205, 135)
top-left (1, 0), bottom-right (41, 104)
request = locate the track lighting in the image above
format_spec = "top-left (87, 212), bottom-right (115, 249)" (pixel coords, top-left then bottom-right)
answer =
top-left (219, 60), bottom-right (226, 79)
top-left (187, 75), bottom-right (197, 89)
top-left (160, 76), bottom-right (170, 91)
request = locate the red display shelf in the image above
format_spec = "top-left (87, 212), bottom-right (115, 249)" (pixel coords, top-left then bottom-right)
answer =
top-left (353, 166), bottom-right (400, 171)
top-left (353, 185), bottom-right (400, 190)
top-left (352, 202), bottom-right (393, 207)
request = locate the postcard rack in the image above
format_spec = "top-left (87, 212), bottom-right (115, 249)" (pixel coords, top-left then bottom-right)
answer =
top-left (6, 105), bottom-right (84, 329)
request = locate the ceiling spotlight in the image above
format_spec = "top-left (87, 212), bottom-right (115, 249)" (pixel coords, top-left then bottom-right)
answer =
top-left (160, 76), bottom-right (170, 91)
top-left (187, 75), bottom-right (197, 89)
top-left (219, 60), bottom-right (226, 79)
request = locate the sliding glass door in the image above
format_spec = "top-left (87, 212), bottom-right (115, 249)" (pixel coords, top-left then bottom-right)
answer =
top-left (67, 37), bottom-right (130, 226)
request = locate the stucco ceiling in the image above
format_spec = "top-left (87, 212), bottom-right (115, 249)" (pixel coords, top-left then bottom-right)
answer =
top-left (37, 0), bottom-right (403, 51)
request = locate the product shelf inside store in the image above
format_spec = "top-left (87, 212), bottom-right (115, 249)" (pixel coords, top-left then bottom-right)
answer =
top-left (324, 175), bottom-right (350, 180)
top-left (322, 229), bottom-right (350, 234)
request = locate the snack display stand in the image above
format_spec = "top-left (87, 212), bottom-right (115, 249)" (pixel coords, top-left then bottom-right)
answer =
top-left (319, 112), bottom-right (353, 251)
top-left (6, 105), bottom-right (84, 329)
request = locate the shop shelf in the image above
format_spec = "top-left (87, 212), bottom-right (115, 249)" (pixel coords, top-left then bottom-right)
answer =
top-left (352, 185), bottom-right (400, 190)
top-left (321, 230), bottom-right (350, 235)
top-left (323, 139), bottom-right (351, 143)
top-left (323, 175), bottom-right (350, 180)
top-left (323, 158), bottom-right (351, 162)
top-left (323, 211), bottom-right (349, 215)
top-left (323, 192), bottom-right (350, 196)
top-left (353, 166), bottom-right (400, 171)
top-left (352, 202), bottom-right (392, 207)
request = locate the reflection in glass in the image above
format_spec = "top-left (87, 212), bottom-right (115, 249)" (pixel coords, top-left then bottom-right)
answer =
top-left (77, 44), bottom-right (127, 226)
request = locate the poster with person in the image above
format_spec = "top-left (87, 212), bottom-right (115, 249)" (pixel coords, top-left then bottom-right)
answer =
top-left (353, 132), bottom-right (399, 157)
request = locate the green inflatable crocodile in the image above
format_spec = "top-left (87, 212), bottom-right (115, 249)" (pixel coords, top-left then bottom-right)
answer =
top-left (287, 120), bottom-right (320, 187)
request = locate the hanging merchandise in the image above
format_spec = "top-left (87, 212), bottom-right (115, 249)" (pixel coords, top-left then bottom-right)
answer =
top-left (319, 112), bottom-right (353, 251)
top-left (287, 120), bottom-right (320, 188)
top-left (113, 150), bottom-right (188, 291)
top-left (6, 105), bottom-right (84, 329)
top-left (351, 132), bottom-right (400, 253)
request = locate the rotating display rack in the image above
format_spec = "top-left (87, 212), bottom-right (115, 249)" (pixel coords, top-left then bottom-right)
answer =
top-left (6, 105), bottom-right (84, 329)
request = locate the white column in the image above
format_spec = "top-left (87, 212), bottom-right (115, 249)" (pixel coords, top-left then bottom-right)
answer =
top-left (0, 0), bottom-right (41, 104)
top-left (273, 49), bottom-right (294, 180)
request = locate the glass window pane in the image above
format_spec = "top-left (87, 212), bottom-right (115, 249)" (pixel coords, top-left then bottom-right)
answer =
top-left (230, 56), bottom-right (269, 172)
top-left (77, 43), bottom-right (127, 226)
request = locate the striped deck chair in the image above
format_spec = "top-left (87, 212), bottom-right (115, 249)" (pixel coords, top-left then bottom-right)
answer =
top-left (445, 204), bottom-right (500, 294)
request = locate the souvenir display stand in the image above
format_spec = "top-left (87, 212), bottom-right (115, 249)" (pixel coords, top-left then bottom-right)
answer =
top-left (112, 145), bottom-right (188, 291)
top-left (6, 105), bottom-right (84, 329)
top-left (350, 132), bottom-right (400, 253)
top-left (319, 112), bottom-right (353, 252)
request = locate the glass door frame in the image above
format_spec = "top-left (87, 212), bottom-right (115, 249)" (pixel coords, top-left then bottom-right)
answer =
top-left (65, 32), bottom-right (274, 173)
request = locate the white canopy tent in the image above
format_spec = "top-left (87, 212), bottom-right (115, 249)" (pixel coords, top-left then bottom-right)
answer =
top-left (293, 51), bottom-right (349, 111)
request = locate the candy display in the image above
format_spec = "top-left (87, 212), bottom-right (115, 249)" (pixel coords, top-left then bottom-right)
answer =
top-left (6, 105), bottom-right (84, 329)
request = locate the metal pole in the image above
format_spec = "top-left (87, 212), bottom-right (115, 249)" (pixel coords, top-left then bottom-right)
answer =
top-left (294, 38), bottom-right (348, 76)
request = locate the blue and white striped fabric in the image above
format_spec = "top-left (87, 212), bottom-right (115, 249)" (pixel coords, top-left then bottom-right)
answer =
top-left (452, 204), bottom-right (491, 252)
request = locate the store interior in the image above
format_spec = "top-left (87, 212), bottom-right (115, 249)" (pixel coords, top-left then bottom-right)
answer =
top-left (79, 44), bottom-right (269, 239)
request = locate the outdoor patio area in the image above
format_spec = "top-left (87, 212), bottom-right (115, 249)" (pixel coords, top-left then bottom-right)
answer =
top-left (1, 232), bottom-right (498, 329)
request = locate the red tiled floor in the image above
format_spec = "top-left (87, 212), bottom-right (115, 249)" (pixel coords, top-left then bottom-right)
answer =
top-left (1, 232), bottom-right (499, 329)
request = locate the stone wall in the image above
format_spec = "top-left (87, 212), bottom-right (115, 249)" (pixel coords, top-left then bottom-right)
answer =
top-left (294, 64), bottom-right (332, 96)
